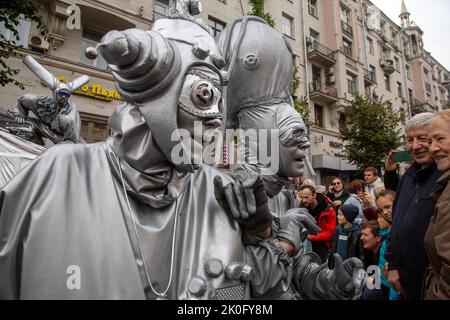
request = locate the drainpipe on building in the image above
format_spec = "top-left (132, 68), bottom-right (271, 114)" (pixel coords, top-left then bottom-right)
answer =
top-left (400, 31), bottom-right (412, 119)
top-left (300, 0), bottom-right (317, 183)
top-left (332, 0), bottom-right (339, 50)
top-left (239, 0), bottom-right (245, 15)
top-left (358, 0), bottom-right (369, 70)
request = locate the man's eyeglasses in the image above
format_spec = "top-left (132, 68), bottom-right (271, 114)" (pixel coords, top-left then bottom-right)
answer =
top-left (332, 182), bottom-right (341, 186)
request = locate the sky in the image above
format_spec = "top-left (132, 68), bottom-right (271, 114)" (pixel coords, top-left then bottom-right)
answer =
top-left (370, 0), bottom-right (450, 70)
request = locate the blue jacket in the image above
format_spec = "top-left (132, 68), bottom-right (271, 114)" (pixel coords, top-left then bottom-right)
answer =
top-left (379, 229), bottom-right (399, 300)
top-left (385, 162), bottom-right (441, 300)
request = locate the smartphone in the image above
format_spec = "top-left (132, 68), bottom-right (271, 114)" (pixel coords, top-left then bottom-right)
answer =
top-left (392, 150), bottom-right (413, 163)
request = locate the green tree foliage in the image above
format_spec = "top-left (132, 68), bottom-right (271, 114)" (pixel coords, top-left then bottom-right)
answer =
top-left (292, 66), bottom-right (310, 123)
top-left (294, 97), bottom-right (311, 124)
top-left (0, 0), bottom-right (47, 89)
top-left (340, 94), bottom-right (403, 170)
top-left (247, 0), bottom-right (275, 27)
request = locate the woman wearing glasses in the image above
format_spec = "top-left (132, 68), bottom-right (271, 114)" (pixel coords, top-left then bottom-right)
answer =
top-left (326, 177), bottom-right (350, 213)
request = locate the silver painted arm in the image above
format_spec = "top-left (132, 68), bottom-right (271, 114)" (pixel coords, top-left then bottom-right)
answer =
top-left (245, 237), bottom-right (293, 299)
top-left (8, 94), bottom-right (40, 123)
top-left (292, 251), bottom-right (367, 300)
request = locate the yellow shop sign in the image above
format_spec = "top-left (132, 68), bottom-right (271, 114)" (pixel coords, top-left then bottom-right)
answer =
top-left (57, 76), bottom-right (121, 102)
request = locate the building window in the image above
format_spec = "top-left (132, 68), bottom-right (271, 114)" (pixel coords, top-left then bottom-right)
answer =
top-left (208, 17), bottom-right (226, 38)
top-left (340, 6), bottom-right (350, 24)
top-left (154, 1), bottom-right (169, 20)
top-left (339, 113), bottom-right (346, 130)
top-left (80, 115), bottom-right (112, 143)
top-left (406, 64), bottom-right (411, 79)
top-left (408, 88), bottom-right (413, 104)
top-left (397, 82), bottom-right (403, 98)
top-left (369, 65), bottom-right (377, 82)
top-left (347, 72), bottom-right (358, 94)
top-left (343, 38), bottom-right (353, 57)
top-left (80, 28), bottom-right (108, 70)
top-left (310, 28), bottom-right (320, 42)
top-left (424, 68), bottom-right (430, 80)
top-left (394, 56), bottom-right (400, 72)
top-left (341, 7), bottom-right (353, 35)
top-left (385, 74), bottom-right (391, 91)
top-left (0, 16), bottom-right (31, 48)
top-left (308, 0), bottom-right (318, 18)
top-left (314, 104), bottom-right (324, 128)
top-left (367, 37), bottom-right (374, 55)
top-left (281, 13), bottom-right (293, 38)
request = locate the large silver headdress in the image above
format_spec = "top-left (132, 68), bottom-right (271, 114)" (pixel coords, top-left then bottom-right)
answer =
top-left (87, 0), bottom-right (227, 172)
top-left (217, 17), bottom-right (294, 129)
top-left (23, 55), bottom-right (89, 95)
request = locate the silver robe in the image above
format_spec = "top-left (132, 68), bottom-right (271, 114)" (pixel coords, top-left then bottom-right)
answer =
top-left (0, 106), bottom-right (292, 300)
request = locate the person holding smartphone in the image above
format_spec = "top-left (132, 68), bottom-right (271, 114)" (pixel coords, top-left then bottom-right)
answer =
top-left (383, 113), bottom-right (441, 300)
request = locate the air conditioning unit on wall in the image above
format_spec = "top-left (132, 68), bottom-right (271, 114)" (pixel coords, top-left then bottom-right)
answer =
top-left (326, 76), bottom-right (336, 84)
top-left (29, 35), bottom-right (49, 50)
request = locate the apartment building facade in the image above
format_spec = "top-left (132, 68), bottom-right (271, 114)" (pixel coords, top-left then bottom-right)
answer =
top-left (1, 0), bottom-right (449, 183)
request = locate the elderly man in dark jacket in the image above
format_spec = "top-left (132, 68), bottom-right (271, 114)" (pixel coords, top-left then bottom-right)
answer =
top-left (383, 113), bottom-right (441, 300)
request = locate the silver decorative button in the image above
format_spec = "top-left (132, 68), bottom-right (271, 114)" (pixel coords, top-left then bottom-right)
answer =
top-left (205, 258), bottom-right (224, 278)
top-left (192, 42), bottom-right (210, 60)
top-left (225, 263), bottom-right (243, 281)
top-left (187, 276), bottom-right (207, 297)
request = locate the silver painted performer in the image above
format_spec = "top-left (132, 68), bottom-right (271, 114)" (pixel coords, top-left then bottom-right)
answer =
top-left (217, 16), bottom-right (366, 300)
top-left (7, 56), bottom-right (88, 145)
top-left (0, 1), bottom-right (308, 299)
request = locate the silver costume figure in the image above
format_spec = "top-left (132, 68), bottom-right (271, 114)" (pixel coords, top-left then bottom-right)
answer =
top-left (0, 1), bottom-right (303, 300)
top-left (7, 55), bottom-right (87, 145)
top-left (217, 16), bottom-right (366, 300)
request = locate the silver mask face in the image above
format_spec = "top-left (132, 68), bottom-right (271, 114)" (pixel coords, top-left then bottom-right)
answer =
top-left (277, 107), bottom-right (310, 178)
top-left (176, 66), bottom-right (223, 168)
top-left (179, 67), bottom-right (223, 120)
top-left (55, 89), bottom-right (70, 106)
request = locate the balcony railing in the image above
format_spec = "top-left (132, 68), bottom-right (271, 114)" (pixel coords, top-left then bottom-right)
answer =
top-left (341, 21), bottom-right (353, 36)
top-left (309, 81), bottom-right (338, 104)
top-left (343, 45), bottom-right (353, 57)
top-left (380, 59), bottom-right (395, 75)
top-left (307, 41), bottom-right (334, 57)
top-left (307, 41), bottom-right (336, 66)
top-left (364, 69), bottom-right (377, 84)
top-left (412, 99), bottom-right (437, 113)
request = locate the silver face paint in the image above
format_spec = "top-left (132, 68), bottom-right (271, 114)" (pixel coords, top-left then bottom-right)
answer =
top-left (179, 68), bottom-right (223, 120)
top-left (277, 107), bottom-right (310, 178)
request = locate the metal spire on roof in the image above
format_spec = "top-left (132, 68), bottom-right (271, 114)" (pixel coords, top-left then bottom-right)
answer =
top-left (400, 0), bottom-right (410, 17)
